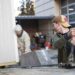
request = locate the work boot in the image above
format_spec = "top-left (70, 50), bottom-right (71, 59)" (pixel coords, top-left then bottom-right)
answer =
top-left (64, 64), bottom-right (72, 69)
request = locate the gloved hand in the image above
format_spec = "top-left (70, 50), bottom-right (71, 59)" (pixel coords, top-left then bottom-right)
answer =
top-left (70, 28), bottom-right (75, 45)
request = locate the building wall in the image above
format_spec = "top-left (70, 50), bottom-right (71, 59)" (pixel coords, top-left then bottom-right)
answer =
top-left (35, 0), bottom-right (61, 41)
top-left (54, 0), bottom-right (61, 16)
top-left (0, 0), bottom-right (19, 66)
top-left (35, 0), bottom-right (60, 16)
top-left (38, 20), bottom-right (53, 41)
top-left (35, 0), bottom-right (55, 16)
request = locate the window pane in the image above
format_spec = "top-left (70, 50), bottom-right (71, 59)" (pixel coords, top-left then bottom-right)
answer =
top-left (70, 23), bottom-right (75, 27)
top-left (61, 7), bottom-right (67, 14)
top-left (69, 14), bottom-right (75, 22)
top-left (61, 0), bottom-right (67, 7)
top-left (68, 0), bottom-right (75, 4)
top-left (69, 5), bottom-right (75, 13)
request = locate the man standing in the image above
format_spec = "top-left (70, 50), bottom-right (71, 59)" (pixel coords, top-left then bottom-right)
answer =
top-left (52, 15), bottom-right (75, 68)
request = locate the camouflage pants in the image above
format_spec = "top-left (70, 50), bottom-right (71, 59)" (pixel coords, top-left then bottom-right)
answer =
top-left (58, 46), bottom-right (75, 64)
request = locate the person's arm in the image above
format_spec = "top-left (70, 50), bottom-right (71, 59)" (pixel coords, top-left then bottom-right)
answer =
top-left (63, 31), bottom-right (71, 40)
top-left (24, 33), bottom-right (31, 53)
top-left (63, 32), bottom-right (71, 40)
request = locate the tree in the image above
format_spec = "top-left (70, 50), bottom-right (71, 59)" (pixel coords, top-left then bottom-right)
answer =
top-left (19, 0), bottom-right (27, 15)
top-left (19, 0), bottom-right (35, 16)
top-left (27, 1), bottom-right (35, 15)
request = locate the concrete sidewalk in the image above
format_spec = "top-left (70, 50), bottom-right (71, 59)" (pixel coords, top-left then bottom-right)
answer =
top-left (0, 67), bottom-right (75, 75)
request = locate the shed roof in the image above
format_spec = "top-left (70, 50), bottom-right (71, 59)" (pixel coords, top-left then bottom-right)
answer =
top-left (16, 16), bottom-right (54, 20)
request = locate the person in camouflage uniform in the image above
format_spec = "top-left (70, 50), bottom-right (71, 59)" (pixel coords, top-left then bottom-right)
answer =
top-left (52, 15), bottom-right (75, 68)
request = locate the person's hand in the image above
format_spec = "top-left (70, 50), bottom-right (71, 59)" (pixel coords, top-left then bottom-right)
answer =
top-left (70, 28), bottom-right (75, 45)
top-left (70, 28), bottom-right (75, 37)
top-left (70, 37), bottom-right (75, 45)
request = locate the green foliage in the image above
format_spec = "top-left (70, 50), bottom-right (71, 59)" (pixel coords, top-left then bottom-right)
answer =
top-left (19, 0), bottom-right (35, 16)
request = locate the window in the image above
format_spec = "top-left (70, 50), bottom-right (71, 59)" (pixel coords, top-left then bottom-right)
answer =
top-left (68, 0), bottom-right (75, 4)
top-left (61, 0), bottom-right (75, 24)
top-left (61, 7), bottom-right (67, 14)
top-left (61, 0), bottom-right (67, 7)
top-left (69, 14), bottom-right (75, 22)
top-left (70, 23), bottom-right (75, 27)
top-left (69, 5), bottom-right (75, 13)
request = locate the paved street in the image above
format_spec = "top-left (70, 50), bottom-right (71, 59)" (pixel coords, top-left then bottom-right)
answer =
top-left (0, 50), bottom-right (74, 75)
top-left (0, 66), bottom-right (75, 75)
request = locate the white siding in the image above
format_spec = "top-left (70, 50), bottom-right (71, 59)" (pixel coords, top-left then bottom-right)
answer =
top-left (36, 8), bottom-right (55, 16)
top-left (35, 0), bottom-right (55, 16)
top-left (0, 0), bottom-right (19, 66)
top-left (36, 0), bottom-right (52, 7)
